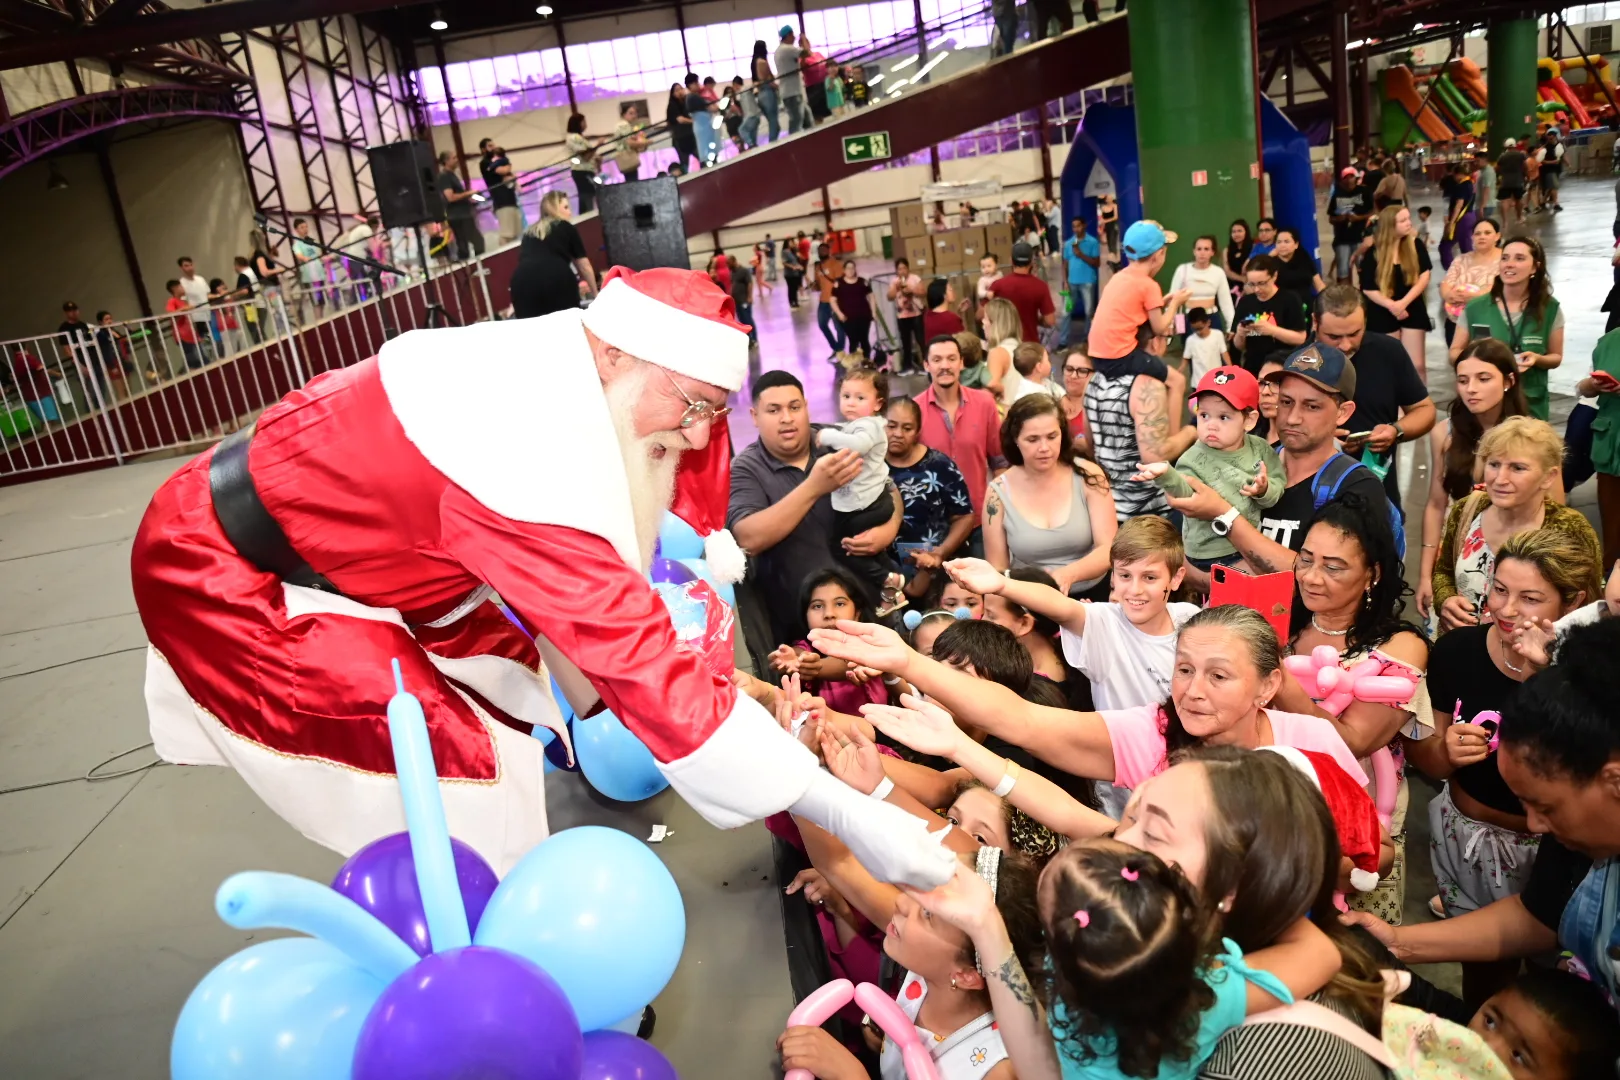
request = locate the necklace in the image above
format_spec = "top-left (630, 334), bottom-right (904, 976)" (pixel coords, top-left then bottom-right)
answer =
top-left (1495, 631), bottom-right (1525, 675)
top-left (1310, 615), bottom-right (1349, 636)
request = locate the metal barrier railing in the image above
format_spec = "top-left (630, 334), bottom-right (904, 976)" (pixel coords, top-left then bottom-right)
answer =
top-left (0, 250), bottom-right (505, 481)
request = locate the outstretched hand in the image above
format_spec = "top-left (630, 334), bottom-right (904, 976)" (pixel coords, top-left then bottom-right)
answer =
top-left (944, 557), bottom-right (1004, 596)
top-left (861, 694), bottom-right (964, 759)
top-left (1129, 461), bottom-right (1170, 483)
top-left (1239, 460), bottom-right (1269, 498)
top-left (808, 620), bottom-right (914, 678)
top-left (902, 861), bottom-right (1000, 940)
top-left (820, 723), bottom-right (885, 795)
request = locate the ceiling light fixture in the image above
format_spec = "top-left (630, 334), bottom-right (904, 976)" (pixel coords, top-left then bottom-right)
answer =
top-left (536, 4), bottom-right (554, 15)
top-left (867, 73), bottom-right (884, 87)
top-left (429, 7), bottom-right (448, 30)
top-left (909, 53), bottom-right (947, 83)
top-left (889, 55), bottom-right (920, 73)
top-left (46, 161), bottom-right (69, 192)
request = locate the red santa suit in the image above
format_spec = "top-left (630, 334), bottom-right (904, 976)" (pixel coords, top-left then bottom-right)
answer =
top-left (132, 268), bottom-right (955, 886)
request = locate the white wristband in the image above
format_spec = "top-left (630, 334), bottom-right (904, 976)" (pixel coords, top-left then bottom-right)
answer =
top-left (870, 776), bottom-right (895, 800)
top-left (991, 760), bottom-right (1020, 798)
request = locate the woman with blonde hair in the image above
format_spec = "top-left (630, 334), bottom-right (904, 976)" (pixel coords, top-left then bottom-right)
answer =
top-left (1430, 416), bottom-right (1600, 634)
top-left (508, 189), bottom-right (598, 318)
top-left (1405, 527), bottom-right (1600, 990)
top-left (1359, 205), bottom-right (1433, 383)
top-left (982, 297), bottom-right (1022, 408)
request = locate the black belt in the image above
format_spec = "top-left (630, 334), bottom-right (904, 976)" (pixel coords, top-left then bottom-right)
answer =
top-left (209, 427), bottom-right (338, 594)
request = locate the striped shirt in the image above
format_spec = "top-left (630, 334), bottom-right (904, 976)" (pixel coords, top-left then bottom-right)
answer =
top-left (1083, 371), bottom-right (1167, 520)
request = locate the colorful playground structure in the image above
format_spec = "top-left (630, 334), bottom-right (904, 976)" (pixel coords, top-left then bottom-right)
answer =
top-left (1380, 57), bottom-right (1488, 147)
top-left (1536, 55), bottom-right (1619, 129)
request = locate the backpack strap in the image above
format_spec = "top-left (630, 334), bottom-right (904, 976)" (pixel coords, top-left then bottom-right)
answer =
top-left (1310, 452), bottom-right (1363, 512)
top-left (1241, 1000), bottom-right (1398, 1070)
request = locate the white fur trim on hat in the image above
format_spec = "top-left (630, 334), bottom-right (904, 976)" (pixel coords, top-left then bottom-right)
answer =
top-left (703, 528), bottom-right (746, 584)
top-left (579, 277), bottom-right (749, 392)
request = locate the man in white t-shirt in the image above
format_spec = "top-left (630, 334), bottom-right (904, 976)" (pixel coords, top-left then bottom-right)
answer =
top-left (176, 257), bottom-right (216, 362)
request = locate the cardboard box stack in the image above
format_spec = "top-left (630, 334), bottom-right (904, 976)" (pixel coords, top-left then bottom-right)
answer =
top-left (890, 203), bottom-right (930, 272)
top-left (886, 204), bottom-right (1017, 277)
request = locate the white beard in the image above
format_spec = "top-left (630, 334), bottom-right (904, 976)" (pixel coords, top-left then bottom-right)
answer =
top-left (606, 370), bottom-right (684, 567)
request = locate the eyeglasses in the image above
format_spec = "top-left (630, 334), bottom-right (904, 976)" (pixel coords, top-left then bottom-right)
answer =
top-left (1063, 365), bottom-right (1094, 377)
top-left (661, 366), bottom-right (731, 429)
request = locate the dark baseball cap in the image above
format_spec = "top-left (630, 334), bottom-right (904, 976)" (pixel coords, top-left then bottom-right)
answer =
top-left (1263, 343), bottom-right (1357, 399)
top-left (1010, 241), bottom-right (1034, 266)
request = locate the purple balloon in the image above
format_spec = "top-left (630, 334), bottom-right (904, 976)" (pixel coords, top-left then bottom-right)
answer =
top-left (352, 946), bottom-right (583, 1080)
top-left (579, 1031), bottom-right (678, 1080)
top-left (647, 557), bottom-right (697, 585)
top-left (332, 832), bottom-right (499, 956)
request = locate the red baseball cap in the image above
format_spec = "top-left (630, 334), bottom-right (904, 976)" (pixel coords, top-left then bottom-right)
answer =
top-left (1191, 365), bottom-right (1259, 412)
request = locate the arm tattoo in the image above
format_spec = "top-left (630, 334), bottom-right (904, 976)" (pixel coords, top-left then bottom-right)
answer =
top-left (993, 953), bottom-right (1041, 1013)
top-left (1131, 377), bottom-right (1171, 460)
top-left (985, 488), bottom-right (1002, 520)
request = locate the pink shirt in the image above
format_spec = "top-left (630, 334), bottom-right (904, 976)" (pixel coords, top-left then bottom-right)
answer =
top-left (1101, 705), bottom-right (1368, 789)
top-left (915, 384), bottom-right (1005, 521)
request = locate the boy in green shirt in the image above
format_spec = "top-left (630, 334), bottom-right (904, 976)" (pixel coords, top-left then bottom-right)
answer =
top-left (1136, 366), bottom-right (1284, 570)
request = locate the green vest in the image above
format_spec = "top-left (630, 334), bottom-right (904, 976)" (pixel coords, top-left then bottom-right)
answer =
top-left (1462, 293), bottom-right (1561, 420)
top-left (1591, 329), bottom-right (1620, 477)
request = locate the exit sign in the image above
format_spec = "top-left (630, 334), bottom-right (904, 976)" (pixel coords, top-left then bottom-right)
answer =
top-left (1191, 170), bottom-right (1208, 186)
top-left (842, 131), bottom-right (892, 164)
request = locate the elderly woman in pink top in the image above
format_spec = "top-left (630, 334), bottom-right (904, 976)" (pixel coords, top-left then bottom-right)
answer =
top-left (809, 603), bottom-right (1367, 797)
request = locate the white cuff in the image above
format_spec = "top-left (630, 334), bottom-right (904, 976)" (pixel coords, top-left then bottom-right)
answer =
top-left (657, 694), bottom-right (819, 829)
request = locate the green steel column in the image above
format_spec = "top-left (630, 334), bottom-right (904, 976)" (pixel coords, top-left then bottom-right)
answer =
top-left (1130, 0), bottom-right (1259, 283)
top-left (1488, 16), bottom-right (1539, 149)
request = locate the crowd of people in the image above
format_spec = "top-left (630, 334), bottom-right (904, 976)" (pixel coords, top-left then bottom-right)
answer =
top-left (708, 148), bottom-right (1620, 1078)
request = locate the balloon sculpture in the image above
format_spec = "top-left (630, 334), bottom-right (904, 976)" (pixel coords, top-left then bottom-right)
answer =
top-left (172, 660), bottom-right (686, 1079)
top-left (1283, 645), bottom-right (1420, 829)
top-left (783, 980), bottom-right (941, 1080)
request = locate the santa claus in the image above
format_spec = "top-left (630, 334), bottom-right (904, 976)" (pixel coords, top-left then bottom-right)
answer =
top-left (131, 267), bottom-right (954, 887)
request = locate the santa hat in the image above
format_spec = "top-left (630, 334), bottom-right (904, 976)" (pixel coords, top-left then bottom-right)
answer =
top-left (669, 422), bottom-right (748, 583)
top-left (579, 266), bottom-right (753, 393)
top-left (1262, 746), bottom-right (1384, 893)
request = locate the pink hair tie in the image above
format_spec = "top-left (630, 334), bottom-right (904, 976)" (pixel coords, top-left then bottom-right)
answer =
top-left (1073, 910), bottom-right (1090, 927)
top-left (1120, 867), bottom-right (1140, 882)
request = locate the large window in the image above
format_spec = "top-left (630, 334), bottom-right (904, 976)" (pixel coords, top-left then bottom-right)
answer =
top-left (414, 0), bottom-right (998, 122)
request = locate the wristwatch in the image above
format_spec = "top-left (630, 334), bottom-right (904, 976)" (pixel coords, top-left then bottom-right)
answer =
top-left (1393, 421), bottom-right (1406, 443)
top-left (1210, 507), bottom-right (1241, 537)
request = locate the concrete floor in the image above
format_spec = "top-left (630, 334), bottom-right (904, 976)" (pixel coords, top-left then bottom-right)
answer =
top-left (2, 175), bottom-right (1613, 1077)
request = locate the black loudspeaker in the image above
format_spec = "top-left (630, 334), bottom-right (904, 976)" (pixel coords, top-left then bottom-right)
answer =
top-left (596, 176), bottom-right (690, 271)
top-left (367, 140), bottom-right (443, 229)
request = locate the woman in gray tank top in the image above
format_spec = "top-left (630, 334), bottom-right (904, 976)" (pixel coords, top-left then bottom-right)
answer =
top-left (983, 395), bottom-right (1117, 595)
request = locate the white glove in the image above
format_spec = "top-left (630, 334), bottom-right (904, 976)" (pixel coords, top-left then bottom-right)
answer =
top-left (790, 769), bottom-right (956, 889)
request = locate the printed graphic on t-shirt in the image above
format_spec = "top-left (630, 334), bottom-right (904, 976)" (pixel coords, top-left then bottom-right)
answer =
top-left (1260, 512), bottom-right (1301, 550)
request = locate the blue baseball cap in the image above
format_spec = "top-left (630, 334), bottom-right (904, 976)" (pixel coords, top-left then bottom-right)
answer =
top-left (780, 24), bottom-right (796, 37)
top-left (1122, 219), bottom-right (1178, 260)
top-left (1264, 342), bottom-right (1357, 399)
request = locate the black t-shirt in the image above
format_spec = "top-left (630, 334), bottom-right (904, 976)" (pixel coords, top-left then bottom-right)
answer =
top-left (1259, 462), bottom-right (1389, 552)
top-left (849, 76), bottom-right (870, 106)
top-left (480, 153), bottom-right (517, 209)
top-left (58, 320), bottom-right (93, 344)
top-left (1347, 332), bottom-right (1429, 504)
top-left (1233, 288), bottom-right (1306, 374)
top-left (1329, 187), bottom-right (1373, 246)
top-left (1427, 625), bottom-right (1527, 815)
top-left (437, 170), bottom-right (472, 222)
top-left (1521, 832), bottom-right (1594, 931)
top-left (1358, 243), bottom-right (1431, 332)
top-left (1448, 178), bottom-right (1476, 217)
top-left (1274, 252), bottom-right (1319, 302)
top-left (1497, 150), bottom-right (1527, 186)
top-left (1362, 167), bottom-right (1384, 195)
top-left (235, 271), bottom-right (256, 296)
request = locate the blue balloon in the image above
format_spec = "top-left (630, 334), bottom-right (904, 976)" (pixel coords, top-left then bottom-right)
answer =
top-left (657, 512), bottom-right (705, 559)
top-left (573, 709), bottom-right (668, 802)
top-left (647, 557), bottom-right (698, 585)
top-left (171, 937), bottom-right (386, 1080)
top-left (474, 825), bottom-right (686, 1032)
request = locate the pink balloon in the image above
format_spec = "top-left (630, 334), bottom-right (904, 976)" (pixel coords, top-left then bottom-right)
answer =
top-left (1354, 675), bottom-right (1418, 705)
top-left (783, 980), bottom-right (855, 1080)
top-left (856, 983), bottom-right (941, 1080)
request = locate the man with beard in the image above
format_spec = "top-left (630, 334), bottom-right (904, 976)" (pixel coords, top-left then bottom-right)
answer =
top-left (130, 267), bottom-right (956, 889)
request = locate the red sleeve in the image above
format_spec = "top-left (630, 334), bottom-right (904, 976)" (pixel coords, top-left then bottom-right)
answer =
top-left (438, 486), bottom-right (735, 763)
top-left (1039, 282), bottom-right (1055, 317)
